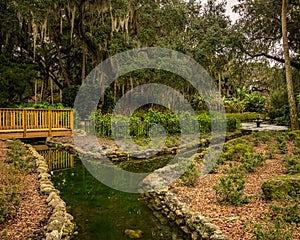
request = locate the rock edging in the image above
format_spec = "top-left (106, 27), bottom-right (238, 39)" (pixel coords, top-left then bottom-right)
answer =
top-left (47, 140), bottom-right (228, 239)
top-left (26, 144), bottom-right (76, 240)
top-left (144, 190), bottom-right (228, 240)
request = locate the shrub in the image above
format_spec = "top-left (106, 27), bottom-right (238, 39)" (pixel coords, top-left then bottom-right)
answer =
top-left (261, 174), bottom-right (300, 200)
top-left (0, 185), bottom-right (20, 224)
top-left (226, 112), bottom-right (265, 122)
top-left (270, 201), bottom-right (300, 224)
top-left (91, 109), bottom-right (238, 138)
top-left (240, 153), bottom-right (265, 173)
top-left (213, 174), bottom-right (250, 206)
top-left (223, 97), bottom-right (245, 113)
top-left (222, 143), bottom-right (253, 161)
top-left (284, 156), bottom-right (300, 175)
top-left (251, 218), bottom-right (294, 240)
top-left (244, 93), bottom-right (266, 113)
top-left (6, 140), bottom-right (34, 173)
top-left (180, 162), bottom-right (200, 187)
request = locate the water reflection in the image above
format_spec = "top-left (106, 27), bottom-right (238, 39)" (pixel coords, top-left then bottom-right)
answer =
top-left (35, 145), bottom-right (74, 170)
top-left (35, 146), bottom-right (185, 240)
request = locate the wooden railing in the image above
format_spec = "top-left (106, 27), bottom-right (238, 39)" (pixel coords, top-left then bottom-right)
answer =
top-left (37, 147), bottom-right (74, 171)
top-left (0, 108), bottom-right (73, 138)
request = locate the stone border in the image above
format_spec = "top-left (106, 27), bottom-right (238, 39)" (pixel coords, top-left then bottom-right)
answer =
top-left (47, 130), bottom-right (243, 163)
top-left (46, 135), bottom-right (239, 240)
top-left (144, 190), bottom-right (228, 240)
top-left (26, 144), bottom-right (76, 240)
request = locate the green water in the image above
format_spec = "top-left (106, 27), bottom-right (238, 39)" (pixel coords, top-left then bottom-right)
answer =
top-left (42, 150), bottom-right (184, 240)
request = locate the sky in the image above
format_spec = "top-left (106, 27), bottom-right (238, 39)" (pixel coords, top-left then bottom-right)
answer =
top-left (200, 0), bottom-right (240, 22)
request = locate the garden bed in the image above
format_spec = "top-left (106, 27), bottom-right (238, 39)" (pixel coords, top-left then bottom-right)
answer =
top-left (171, 132), bottom-right (300, 239)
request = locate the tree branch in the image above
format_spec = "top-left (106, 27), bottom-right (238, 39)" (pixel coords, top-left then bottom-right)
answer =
top-left (241, 47), bottom-right (300, 69)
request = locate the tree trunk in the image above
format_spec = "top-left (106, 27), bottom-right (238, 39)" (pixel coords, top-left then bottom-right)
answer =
top-left (35, 79), bottom-right (38, 104)
top-left (282, 0), bottom-right (299, 130)
top-left (218, 72), bottom-right (222, 94)
top-left (81, 42), bottom-right (86, 83)
top-left (50, 78), bottom-right (54, 104)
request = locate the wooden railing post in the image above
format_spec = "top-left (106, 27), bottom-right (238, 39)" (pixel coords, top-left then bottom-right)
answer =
top-left (70, 110), bottom-right (74, 131)
top-left (48, 110), bottom-right (52, 137)
top-left (23, 109), bottom-right (27, 138)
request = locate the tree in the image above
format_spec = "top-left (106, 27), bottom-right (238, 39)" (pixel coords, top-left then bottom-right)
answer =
top-left (282, 0), bottom-right (299, 129)
top-left (234, 0), bottom-right (300, 128)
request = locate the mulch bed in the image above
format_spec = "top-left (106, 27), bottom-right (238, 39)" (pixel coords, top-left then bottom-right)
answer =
top-left (172, 138), bottom-right (300, 240)
top-left (0, 140), bottom-right (51, 240)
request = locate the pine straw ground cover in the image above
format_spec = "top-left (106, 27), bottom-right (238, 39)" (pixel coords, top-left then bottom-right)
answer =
top-left (0, 140), bottom-right (50, 240)
top-left (172, 131), bottom-right (300, 240)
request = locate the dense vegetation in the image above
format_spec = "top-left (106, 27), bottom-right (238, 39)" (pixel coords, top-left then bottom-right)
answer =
top-left (0, 0), bottom-right (299, 128)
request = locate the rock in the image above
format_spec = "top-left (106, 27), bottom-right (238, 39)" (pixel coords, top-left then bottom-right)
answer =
top-left (37, 166), bottom-right (48, 173)
top-left (47, 220), bottom-right (64, 232)
top-left (46, 230), bottom-right (61, 240)
top-left (180, 225), bottom-right (190, 234)
top-left (47, 192), bottom-right (59, 203)
top-left (39, 172), bottom-right (51, 180)
top-left (124, 229), bottom-right (143, 239)
top-left (167, 212), bottom-right (176, 221)
top-left (262, 174), bottom-right (300, 200)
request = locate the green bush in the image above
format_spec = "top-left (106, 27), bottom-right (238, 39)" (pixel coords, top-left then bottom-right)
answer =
top-left (91, 109), bottom-right (237, 138)
top-left (262, 174), bottom-right (300, 200)
top-left (284, 156), bottom-right (300, 175)
top-left (213, 174), bottom-right (250, 206)
top-left (222, 143), bottom-right (253, 161)
top-left (270, 201), bottom-right (300, 224)
top-left (268, 91), bottom-right (290, 125)
top-left (6, 140), bottom-right (34, 173)
top-left (223, 97), bottom-right (245, 113)
top-left (0, 185), bottom-right (20, 224)
top-left (226, 112), bottom-right (265, 122)
top-left (244, 93), bottom-right (266, 113)
top-left (180, 162), bottom-right (200, 187)
top-left (251, 218), bottom-right (294, 240)
top-left (240, 153), bottom-right (265, 173)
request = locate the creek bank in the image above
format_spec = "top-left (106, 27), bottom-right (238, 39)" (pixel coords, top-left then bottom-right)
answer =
top-left (26, 144), bottom-right (76, 240)
top-left (47, 130), bottom-right (243, 163)
top-left (143, 190), bottom-right (228, 240)
top-left (45, 131), bottom-right (242, 240)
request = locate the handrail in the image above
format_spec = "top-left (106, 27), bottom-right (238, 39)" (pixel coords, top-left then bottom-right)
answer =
top-left (0, 108), bottom-right (73, 138)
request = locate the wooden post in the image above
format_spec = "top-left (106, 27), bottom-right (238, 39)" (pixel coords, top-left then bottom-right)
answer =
top-left (23, 109), bottom-right (27, 138)
top-left (48, 110), bottom-right (52, 137)
top-left (69, 110), bottom-right (74, 131)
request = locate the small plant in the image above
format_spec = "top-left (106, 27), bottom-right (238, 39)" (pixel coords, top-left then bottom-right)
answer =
top-left (277, 142), bottom-right (288, 154)
top-left (222, 143), bottom-right (253, 161)
top-left (0, 185), bottom-right (20, 224)
top-left (6, 140), bottom-right (34, 173)
top-left (283, 155), bottom-right (300, 174)
top-left (251, 217), bottom-right (295, 240)
top-left (270, 201), bottom-right (300, 224)
top-left (240, 153), bottom-right (265, 173)
top-left (213, 174), bottom-right (250, 206)
top-left (223, 162), bottom-right (245, 175)
top-left (180, 162), bottom-right (200, 187)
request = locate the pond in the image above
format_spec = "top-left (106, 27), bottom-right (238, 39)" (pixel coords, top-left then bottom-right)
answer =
top-left (37, 146), bottom-right (185, 240)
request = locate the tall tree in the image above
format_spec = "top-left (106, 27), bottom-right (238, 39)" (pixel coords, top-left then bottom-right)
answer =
top-left (282, 0), bottom-right (299, 129)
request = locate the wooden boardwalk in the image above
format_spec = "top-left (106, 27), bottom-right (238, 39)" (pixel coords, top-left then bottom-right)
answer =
top-left (0, 108), bottom-right (73, 139)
